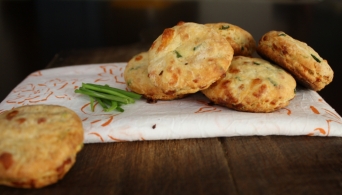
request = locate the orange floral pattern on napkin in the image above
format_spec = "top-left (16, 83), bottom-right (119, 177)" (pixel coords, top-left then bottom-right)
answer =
top-left (1, 63), bottom-right (342, 143)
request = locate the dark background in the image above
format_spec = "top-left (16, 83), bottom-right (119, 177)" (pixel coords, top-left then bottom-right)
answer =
top-left (1, 0), bottom-right (341, 114)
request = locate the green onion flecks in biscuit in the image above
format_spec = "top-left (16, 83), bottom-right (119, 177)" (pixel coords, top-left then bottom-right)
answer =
top-left (124, 51), bottom-right (186, 102)
top-left (201, 56), bottom-right (297, 113)
top-left (147, 21), bottom-right (234, 96)
top-left (205, 22), bottom-right (256, 57)
top-left (257, 30), bottom-right (333, 91)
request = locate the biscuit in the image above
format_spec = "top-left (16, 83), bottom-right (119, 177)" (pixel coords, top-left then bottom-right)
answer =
top-left (202, 56), bottom-right (296, 113)
top-left (257, 31), bottom-right (333, 91)
top-left (0, 104), bottom-right (84, 188)
top-left (148, 22), bottom-right (234, 95)
top-left (124, 52), bottom-right (186, 101)
top-left (205, 22), bottom-right (256, 56)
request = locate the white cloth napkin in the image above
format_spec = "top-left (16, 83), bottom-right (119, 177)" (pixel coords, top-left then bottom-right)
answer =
top-left (1, 63), bottom-right (341, 143)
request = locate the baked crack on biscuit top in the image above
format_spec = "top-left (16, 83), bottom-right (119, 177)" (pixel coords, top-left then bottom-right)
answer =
top-left (205, 22), bottom-right (256, 56)
top-left (124, 52), bottom-right (186, 101)
top-left (202, 56), bottom-right (296, 113)
top-left (148, 22), bottom-right (234, 96)
top-left (257, 31), bottom-right (333, 91)
top-left (0, 104), bottom-right (84, 188)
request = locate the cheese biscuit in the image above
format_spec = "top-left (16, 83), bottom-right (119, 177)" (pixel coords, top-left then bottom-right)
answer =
top-left (124, 52), bottom-right (186, 101)
top-left (257, 31), bottom-right (333, 91)
top-left (148, 22), bottom-right (234, 95)
top-left (0, 105), bottom-right (84, 188)
top-left (202, 56), bottom-right (296, 113)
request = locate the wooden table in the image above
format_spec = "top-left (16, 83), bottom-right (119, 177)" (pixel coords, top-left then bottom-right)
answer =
top-left (1, 44), bottom-right (342, 195)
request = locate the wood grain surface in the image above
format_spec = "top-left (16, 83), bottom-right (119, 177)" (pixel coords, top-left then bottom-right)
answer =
top-left (1, 45), bottom-right (342, 195)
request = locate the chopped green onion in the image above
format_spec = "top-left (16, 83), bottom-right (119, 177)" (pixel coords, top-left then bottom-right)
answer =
top-left (235, 76), bottom-right (242, 81)
top-left (267, 78), bottom-right (277, 86)
top-left (311, 54), bottom-right (321, 63)
top-left (253, 62), bottom-right (260, 65)
top-left (175, 50), bottom-right (182, 58)
top-left (193, 44), bottom-right (202, 51)
top-left (278, 33), bottom-right (286, 36)
top-left (219, 25), bottom-right (230, 30)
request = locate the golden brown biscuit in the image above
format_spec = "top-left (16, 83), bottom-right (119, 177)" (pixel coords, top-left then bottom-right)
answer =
top-left (124, 52), bottom-right (186, 101)
top-left (205, 22), bottom-right (256, 56)
top-left (202, 56), bottom-right (296, 113)
top-left (257, 31), bottom-right (333, 91)
top-left (148, 21), bottom-right (234, 95)
top-left (0, 105), bottom-right (84, 188)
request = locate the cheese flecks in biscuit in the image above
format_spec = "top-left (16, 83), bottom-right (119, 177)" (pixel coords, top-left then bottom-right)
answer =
top-left (124, 52), bottom-right (186, 101)
top-left (148, 22), bottom-right (234, 96)
top-left (202, 56), bottom-right (296, 113)
top-left (0, 105), bottom-right (84, 188)
top-left (257, 31), bottom-right (333, 91)
top-left (205, 22), bottom-right (256, 56)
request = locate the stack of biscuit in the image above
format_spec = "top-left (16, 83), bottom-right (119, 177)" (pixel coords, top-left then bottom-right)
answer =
top-left (124, 21), bottom-right (334, 113)
top-left (124, 21), bottom-right (235, 101)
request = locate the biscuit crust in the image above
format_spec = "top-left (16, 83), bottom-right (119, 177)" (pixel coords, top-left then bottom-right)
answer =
top-left (202, 56), bottom-right (296, 113)
top-left (0, 105), bottom-right (84, 188)
top-left (148, 22), bottom-right (234, 95)
top-left (124, 52), bottom-right (186, 101)
top-left (257, 31), bottom-right (333, 91)
top-left (205, 22), bottom-right (256, 56)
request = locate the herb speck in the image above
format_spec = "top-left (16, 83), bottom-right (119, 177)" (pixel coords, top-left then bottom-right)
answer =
top-left (219, 25), bottom-right (230, 30)
top-left (311, 54), bottom-right (321, 63)
top-left (193, 44), bottom-right (202, 51)
top-left (175, 50), bottom-right (182, 58)
top-left (268, 78), bottom-right (277, 86)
